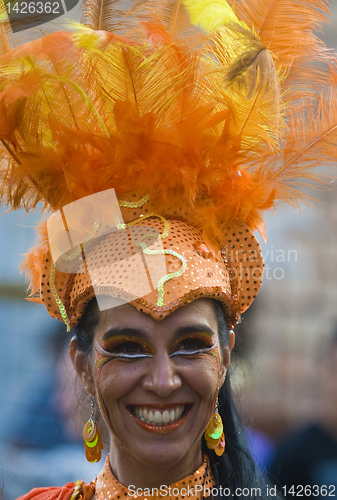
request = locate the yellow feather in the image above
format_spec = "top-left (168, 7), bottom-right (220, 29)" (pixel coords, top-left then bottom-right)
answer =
top-left (226, 0), bottom-right (331, 78)
top-left (0, 0), bottom-right (11, 55)
top-left (181, 0), bottom-right (241, 32)
top-left (0, 0), bottom-right (8, 23)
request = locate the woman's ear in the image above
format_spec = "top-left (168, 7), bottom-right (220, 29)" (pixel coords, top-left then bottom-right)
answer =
top-left (219, 330), bottom-right (235, 386)
top-left (69, 336), bottom-right (96, 395)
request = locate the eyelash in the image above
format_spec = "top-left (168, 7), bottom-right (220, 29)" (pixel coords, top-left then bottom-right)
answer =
top-left (99, 341), bottom-right (153, 359)
top-left (171, 338), bottom-right (215, 356)
top-left (113, 342), bottom-right (147, 355)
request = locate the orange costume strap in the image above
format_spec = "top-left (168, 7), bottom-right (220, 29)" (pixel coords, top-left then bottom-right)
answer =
top-left (17, 480), bottom-right (96, 500)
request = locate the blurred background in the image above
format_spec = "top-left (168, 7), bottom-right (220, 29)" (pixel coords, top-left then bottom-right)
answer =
top-left (0, 2), bottom-right (337, 499)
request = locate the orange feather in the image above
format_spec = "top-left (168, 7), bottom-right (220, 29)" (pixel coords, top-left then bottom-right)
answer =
top-left (20, 221), bottom-right (49, 296)
top-left (0, 1), bottom-right (335, 294)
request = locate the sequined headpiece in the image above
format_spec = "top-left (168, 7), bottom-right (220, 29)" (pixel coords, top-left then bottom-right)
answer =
top-left (0, 0), bottom-right (336, 330)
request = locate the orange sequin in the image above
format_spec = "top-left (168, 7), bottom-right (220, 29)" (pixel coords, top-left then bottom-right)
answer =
top-left (95, 454), bottom-right (215, 500)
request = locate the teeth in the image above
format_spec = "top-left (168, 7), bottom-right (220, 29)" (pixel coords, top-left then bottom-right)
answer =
top-left (132, 405), bottom-right (186, 426)
top-left (162, 411), bottom-right (170, 423)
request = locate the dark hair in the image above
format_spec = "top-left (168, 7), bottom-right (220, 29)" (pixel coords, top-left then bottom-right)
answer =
top-left (73, 298), bottom-right (279, 500)
top-left (73, 297), bottom-right (100, 354)
top-left (208, 302), bottom-right (278, 500)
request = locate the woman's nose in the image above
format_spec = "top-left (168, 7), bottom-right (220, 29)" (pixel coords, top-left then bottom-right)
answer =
top-left (142, 353), bottom-right (182, 397)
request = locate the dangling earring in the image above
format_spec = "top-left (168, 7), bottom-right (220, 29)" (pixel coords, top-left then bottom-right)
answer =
top-left (204, 396), bottom-right (225, 456)
top-left (83, 395), bottom-right (103, 463)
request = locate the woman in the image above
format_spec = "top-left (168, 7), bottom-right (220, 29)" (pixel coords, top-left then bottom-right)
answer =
top-left (0, 0), bottom-right (336, 498)
top-left (73, 299), bottom-right (236, 489)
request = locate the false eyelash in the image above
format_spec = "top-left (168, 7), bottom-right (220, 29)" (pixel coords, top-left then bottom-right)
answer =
top-left (108, 352), bottom-right (154, 360)
top-left (170, 342), bottom-right (217, 357)
top-left (95, 341), bottom-right (154, 359)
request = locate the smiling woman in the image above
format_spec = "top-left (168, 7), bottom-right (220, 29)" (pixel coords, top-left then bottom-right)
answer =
top-left (69, 297), bottom-right (258, 497)
top-left (0, 0), bottom-right (336, 499)
top-left (72, 299), bottom-right (228, 485)
top-left (72, 300), bottom-right (230, 484)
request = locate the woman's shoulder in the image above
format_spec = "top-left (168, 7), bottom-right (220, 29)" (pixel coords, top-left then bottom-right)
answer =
top-left (16, 480), bottom-right (96, 500)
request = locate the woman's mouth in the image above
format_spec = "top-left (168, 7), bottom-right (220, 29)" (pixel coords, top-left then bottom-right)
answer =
top-left (128, 404), bottom-right (192, 433)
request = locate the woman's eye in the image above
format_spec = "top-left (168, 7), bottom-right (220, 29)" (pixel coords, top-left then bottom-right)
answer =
top-left (172, 338), bottom-right (211, 354)
top-left (112, 342), bottom-right (146, 355)
top-left (96, 337), bottom-right (154, 359)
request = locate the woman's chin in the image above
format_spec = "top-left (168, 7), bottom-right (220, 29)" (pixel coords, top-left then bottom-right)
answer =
top-left (115, 437), bottom-right (197, 469)
top-left (110, 404), bottom-right (202, 467)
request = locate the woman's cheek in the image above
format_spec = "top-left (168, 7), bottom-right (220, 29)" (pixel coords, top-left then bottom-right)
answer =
top-left (189, 355), bottom-right (220, 422)
top-left (207, 343), bottom-right (221, 368)
top-left (181, 354), bottom-right (220, 391)
top-left (95, 357), bottom-right (144, 404)
top-left (96, 358), bottom-right (125, 394)
top-left (197, 347), bottom-right (222, 372)
top-left (93, 356), bottom-right (116, 429)
top-left (94, 352), bottom-right (109, 379)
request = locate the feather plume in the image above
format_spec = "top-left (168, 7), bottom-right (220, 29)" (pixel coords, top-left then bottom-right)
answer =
top-left (20, 221), bottom-right (49, 297)
top-left (181, 0), bottom-right (242, 32)
top-left (126, 0), bottom-right (205, 47)
top-left (130, 0), bottom-right (189, 37)
top-left (81, 0), bottom-right (127, 33)
top-left (263, 68), bottom-right (337, 204)
top-left (0, 0), bottom-right (336, 295)
top-left (205, 22), bottom-right (279, 103)
top-left (225, 0), bottom-right (331, 75)
top-left (0, 0), bottom-right (11, 55)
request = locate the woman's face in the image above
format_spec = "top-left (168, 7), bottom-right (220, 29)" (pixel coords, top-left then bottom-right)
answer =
top-left (73, 299), bottom-right (232, 470)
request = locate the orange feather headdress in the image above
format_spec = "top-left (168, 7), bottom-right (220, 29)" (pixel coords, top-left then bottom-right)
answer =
top-left (0, 0), bottom-right (336, 330)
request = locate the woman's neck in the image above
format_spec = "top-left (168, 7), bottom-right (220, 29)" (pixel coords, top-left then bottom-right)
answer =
top-left (108, 440), bottom-right (204, 488)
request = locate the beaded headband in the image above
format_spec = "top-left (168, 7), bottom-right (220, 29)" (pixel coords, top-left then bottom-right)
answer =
top-left (38, 188), bottom-right (264, 330)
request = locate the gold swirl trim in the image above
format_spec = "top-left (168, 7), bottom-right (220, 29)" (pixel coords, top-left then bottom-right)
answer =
top-left (49, 262), bottom-right (71, 331)
top-left (118, 194), bottom-right (150, 209)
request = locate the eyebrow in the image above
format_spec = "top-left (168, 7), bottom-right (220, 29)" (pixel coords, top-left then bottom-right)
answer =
top-left (103, 328), bottom-right (148, 341)
top-left (174, 325), bottom-right (215, 337)
top-left (102, 325), bottom-right (215, 341)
